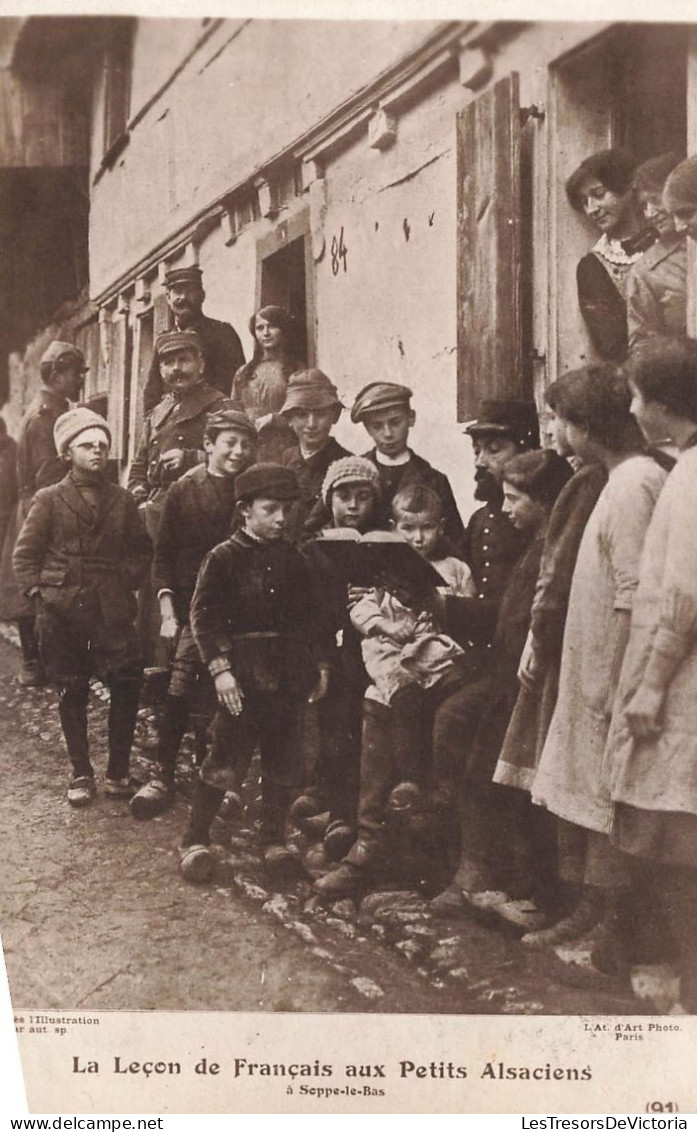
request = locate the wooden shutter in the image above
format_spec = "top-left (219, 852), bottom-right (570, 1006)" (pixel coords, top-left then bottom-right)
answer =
top-left (457, 73), bottom-right (522, 419)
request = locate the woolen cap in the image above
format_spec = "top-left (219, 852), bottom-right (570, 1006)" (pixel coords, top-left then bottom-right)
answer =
top-left (321, 456), bottom-right (381, 505)
top-left (54, 407), bottom-right (111, 456)
top-left (40, 340), bottom-right (86, 369)
top-left (350, 382), bottom-right (413, 423)
top-left (164, 265), bottom-right (203, 287)
top-left (464, 399), bottom-right (540, 448)
top-left (280, 370), bottom-right (343, 415)
top-left (663, 156), bottom-right (697, 214)
top-left (205, 406), bottom-right (257, 440)
top-left (155, 330), bottom-right (202, 357)
top-left (234, 463), bottom-right (300, 502)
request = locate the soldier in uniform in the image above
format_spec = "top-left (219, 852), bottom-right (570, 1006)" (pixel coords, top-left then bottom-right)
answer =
top-left (127, 330), bottom-right (227, 534)
top-left (0, 340), bottom-right (87, 685)
top-left (142, 266), bottom-right (245, 413)
top-left (128, 329), bottom-right (226, 665)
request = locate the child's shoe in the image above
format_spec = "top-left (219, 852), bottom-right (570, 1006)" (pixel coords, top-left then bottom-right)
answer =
top-left (105, 776), bottom-right (140, 799)
top-left (323, 821), bottom-right (356, 861)
top-left (289, 793), bottom-right (326, 823)
top-left (67, 776), bottom-right (96, 808)
top-left (386, 780), bottom-right (425, 815)
top-left (313, 862), bottom-right (365, 901)
top-left (130, 777), bottom-right (174, 820)
top-left (263, 844), bottom-right (303, 882)
top-left (179, 843), bottom-right (214, 883)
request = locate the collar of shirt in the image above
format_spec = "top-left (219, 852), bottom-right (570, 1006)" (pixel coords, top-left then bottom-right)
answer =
top-left (299, 440), bottom-right (331, 462)
top-left (374, 448), bottom-right (412, 467)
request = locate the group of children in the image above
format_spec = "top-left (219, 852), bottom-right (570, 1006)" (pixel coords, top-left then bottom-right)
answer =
top-left (16, 322), bottom-right (697, 1013)
top-left (12, 346), bottom-right (484, 889)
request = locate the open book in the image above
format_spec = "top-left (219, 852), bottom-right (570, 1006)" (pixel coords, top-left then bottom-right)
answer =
top-left (313, 527), bottom-right (445, 592)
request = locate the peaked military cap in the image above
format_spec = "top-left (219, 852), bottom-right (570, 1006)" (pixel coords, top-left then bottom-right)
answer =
top-left (350, 382), bottom-right (413, 423)
top-left (155, 330), bottom-right (203, 357)
top-left (164, 265), bottom-right (204, 288)
top-left (40, 340), bottom-right (86, 370)
top-left (464, 399), bottom-right (540, 448)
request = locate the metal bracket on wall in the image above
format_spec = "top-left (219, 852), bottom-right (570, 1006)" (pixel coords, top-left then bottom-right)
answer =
top-left (520, 104), bottom-right (545, 126)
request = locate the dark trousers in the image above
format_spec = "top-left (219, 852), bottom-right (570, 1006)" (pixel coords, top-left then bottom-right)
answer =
top-left (59, 674), bottom-right (141, 781)
top-left (185, 691), bottom-right (302, 847)
top-left (346, 670), bottom-right (468, 869)
top-left (17, 613), bottom-right (41, 667)
top-left (315, 676), bottom-right (365, 825)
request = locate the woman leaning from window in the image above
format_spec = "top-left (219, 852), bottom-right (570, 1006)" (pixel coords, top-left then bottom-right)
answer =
top-left (566, 149), bottom-right (646, 362)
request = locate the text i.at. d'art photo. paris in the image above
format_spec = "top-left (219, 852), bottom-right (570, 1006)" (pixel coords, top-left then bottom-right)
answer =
top-left (2, 8), bottom-right (697, 1113)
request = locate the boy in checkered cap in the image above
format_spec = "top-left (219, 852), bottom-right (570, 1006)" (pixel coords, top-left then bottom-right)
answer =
top-left (13, 408), bottom-right (152, 807)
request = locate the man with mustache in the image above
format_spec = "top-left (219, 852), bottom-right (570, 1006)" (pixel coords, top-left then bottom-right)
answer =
top-left (143, 266), bottom-right (245, 413)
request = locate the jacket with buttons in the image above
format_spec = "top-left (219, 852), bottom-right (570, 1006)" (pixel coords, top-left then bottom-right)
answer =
top-left (442, 503), bottom-right (527, 648)
top-left (191, 528), bottom-right (327, 697)
top-left (13, 473), bottom-right (152, 632)
top-left (127, 381), bottom-right (226, 502)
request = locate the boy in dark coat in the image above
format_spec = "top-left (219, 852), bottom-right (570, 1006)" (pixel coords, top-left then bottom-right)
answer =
top-left (13, 408), bottom-right (152, 807)
top-left (280, 369), bottom-right (351, 541)
top-left (129, 407), bottom-right (257, 819)
top-left (180, 464), bottom-right (330, 883)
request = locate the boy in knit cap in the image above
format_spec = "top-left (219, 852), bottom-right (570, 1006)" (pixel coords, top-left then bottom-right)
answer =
top-left (293, 455), bottom-right (382, 859)
top-left (130, 406), bottom-right (258, 819)
top-left (314, 483), bottom-right (475, 899)
top-left (13, 408), bottom-right (152, 807)
top-left (280, 369), bottom-right (351, 541)
top-left (179, 463), bottom-right (330, 882)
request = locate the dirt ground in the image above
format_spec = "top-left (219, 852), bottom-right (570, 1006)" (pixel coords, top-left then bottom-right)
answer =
top-left (0, 630), bottom-right (652, 1016)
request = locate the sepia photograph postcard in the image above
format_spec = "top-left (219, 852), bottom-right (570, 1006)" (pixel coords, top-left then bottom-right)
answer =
top-left (2, 0), bottom-right (697, 1114)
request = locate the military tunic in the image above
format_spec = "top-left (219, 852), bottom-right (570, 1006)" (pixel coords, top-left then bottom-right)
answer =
top-left (127, 381), bottom-right (226, 505)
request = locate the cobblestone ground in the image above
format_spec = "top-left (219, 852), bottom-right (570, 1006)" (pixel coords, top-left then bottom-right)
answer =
top-left (0, 629), bottom-right (660, 1016)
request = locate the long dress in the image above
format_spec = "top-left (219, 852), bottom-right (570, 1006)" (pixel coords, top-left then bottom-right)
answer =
top-left (608, 446), bottom-right (697, 867)
top-left (230, 356), bottom-right (299, 462)
top-left (531, 455), bottom-right (667, 834)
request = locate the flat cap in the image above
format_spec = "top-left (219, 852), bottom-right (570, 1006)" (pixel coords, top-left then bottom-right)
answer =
top-left (280, 369), bottom-right (343, 415)
top-left (54, 407), bottom-right (111, 456)
top-left (464, 398), bottom-right (539, 448)
top-left (164, 265), bottom-right (203, 287)
top-left (155, 330), bottom-right (202, 357)
top-left (350, 382), bottom-right (412, 423)
top-left (234, 462), bottom-right (300, 502)
top-left (40, 340), bottom-right (86, 369)
top-left (205, 406), bottom-right (257, 440)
